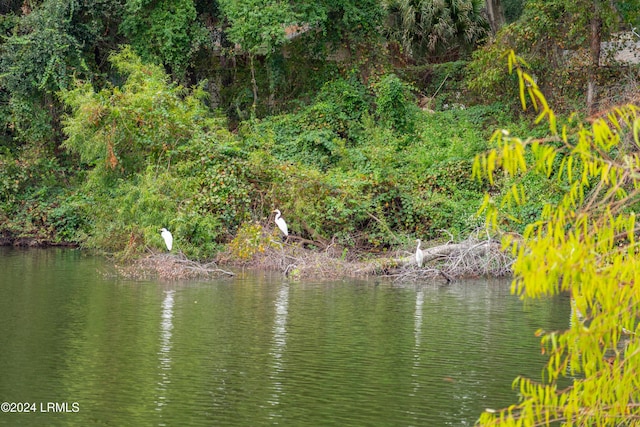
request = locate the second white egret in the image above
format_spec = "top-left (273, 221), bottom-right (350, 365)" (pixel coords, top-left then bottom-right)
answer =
top-left (272, 209), bottom-right (288, 236)
top-left (415, 239), bottom-right (424, 268)
top-left (160, 228), bottom-right (173, 251)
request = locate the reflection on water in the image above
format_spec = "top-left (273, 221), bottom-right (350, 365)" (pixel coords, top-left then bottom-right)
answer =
top-left (156, 289), bottom-right (175, 415)
top-left (268, 284), bottom-right (289, 417)
top-left (0, 248), bottom-right (570, 427)
top-left (412, 290), bottom-right (424, 397)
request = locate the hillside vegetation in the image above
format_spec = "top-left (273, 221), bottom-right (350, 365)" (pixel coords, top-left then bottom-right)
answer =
top-left (0, 0), bottom-right (638, 262)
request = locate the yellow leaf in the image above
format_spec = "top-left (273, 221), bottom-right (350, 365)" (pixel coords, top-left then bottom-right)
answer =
top-left (512, 184), bottom-right (521, 204)
top-left (549, 110), bottom-right (557, 134)
top-left (517, 69), bottom-right (526, 111)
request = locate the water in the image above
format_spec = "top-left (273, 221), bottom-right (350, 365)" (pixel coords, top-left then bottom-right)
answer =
top-left (0, 247), bottom-right (570, 426)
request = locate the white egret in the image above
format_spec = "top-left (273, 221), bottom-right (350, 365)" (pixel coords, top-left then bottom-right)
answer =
top-left (160, 228), bottom-right (173, 251)
top-left (272, 209), bottom-right (288, 236)
top-left (415, 239), bottom-right (424, 268)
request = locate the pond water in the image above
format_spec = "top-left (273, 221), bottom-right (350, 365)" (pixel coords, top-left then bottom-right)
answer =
top-left (0, 247), bottom-right (570, 426)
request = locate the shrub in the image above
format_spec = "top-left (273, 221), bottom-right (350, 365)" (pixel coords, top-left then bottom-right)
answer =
top-left (373, 73), bottom-right (419, 134)
top-left (61, 46), bottom-right (215, 178)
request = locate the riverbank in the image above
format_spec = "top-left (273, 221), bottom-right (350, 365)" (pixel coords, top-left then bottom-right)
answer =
top-left (111, 231), bottom-right (514, 282)
top-left (0, 228), bottom-right (514, 282)
top-left (0, 235), bottom-right (79, 248)
top-left (0, 229), bottom-right (514, 282)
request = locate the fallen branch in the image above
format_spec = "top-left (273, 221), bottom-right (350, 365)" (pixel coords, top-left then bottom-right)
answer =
top-left (392, 233), bottom-right (514, 282)
top-left (113, 251), bottom-right (235, 281)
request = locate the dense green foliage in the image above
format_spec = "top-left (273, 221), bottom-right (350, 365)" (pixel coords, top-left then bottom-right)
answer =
top-left (120, 0), bottom-right (207, 77)
top-left (61, 47), bottom-right (213, 176)
top-left (0, 0), bottom-right (638, 259)
top-left (49, 47), bottom-right (504, 257)
top-left (58, 48), bottom-right (254, 258)
top-left (383, 0), bottom-right (489, 62)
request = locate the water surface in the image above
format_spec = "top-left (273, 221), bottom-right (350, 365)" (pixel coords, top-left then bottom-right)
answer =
top-left (0, 247), bottom-right (569, 426)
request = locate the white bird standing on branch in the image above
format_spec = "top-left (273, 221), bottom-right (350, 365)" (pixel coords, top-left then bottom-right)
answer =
top-left (415, 239), bottom-right (424, 268)
top-left (160, 228), bottom-right (173, 251)
top-left (272, 209), bottom-right (288, 237)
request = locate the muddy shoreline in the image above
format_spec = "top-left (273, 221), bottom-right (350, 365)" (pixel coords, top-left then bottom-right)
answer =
top-left (0, 236), bottom-right (79, 248)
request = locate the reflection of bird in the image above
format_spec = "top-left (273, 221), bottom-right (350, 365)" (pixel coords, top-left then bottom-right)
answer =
top-left (160, 228), bottom-right (173, 251)
top-left (272, 209), bottom-right (288, 236)
top-left (415, 239), bottom-right (424, 267)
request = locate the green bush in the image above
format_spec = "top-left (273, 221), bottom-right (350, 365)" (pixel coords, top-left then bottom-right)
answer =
top-left (176, 138), bottom-right (257, 243)
top-left (58, 47), bottom-right (247, 258)
top-left (61, 46), bottom-right (216, 178)
top-left (373, 73), bottom-right (419, 135)
top-left (0, 147), bottom-right (83, 242)
top-left (240, 77), bottom-right (371, 170)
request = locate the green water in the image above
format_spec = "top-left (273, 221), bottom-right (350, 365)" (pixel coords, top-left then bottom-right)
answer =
top-left (0, 247), bottom-right (569, 426)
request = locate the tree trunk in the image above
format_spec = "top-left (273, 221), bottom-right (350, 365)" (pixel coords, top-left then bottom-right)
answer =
top-left (587, 6), bottom-right (602, 115)
top-left (485, 0), bottom-right (505, 35)
top-left (249, 54), bottom-right (258, 114)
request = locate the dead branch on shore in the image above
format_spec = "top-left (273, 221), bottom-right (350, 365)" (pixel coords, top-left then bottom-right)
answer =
top-left (217, 228), bottom-right (515, 282)
top-left (235, 237), bottom-right (367, 280)
top-left (388, 232), bottom-right (515, 283)
top-left (113, 251), bottom-right (235, 281)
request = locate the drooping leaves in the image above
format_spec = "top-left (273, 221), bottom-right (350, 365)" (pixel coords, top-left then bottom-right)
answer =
top-left (475, 50), bottom-right (640, 426)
